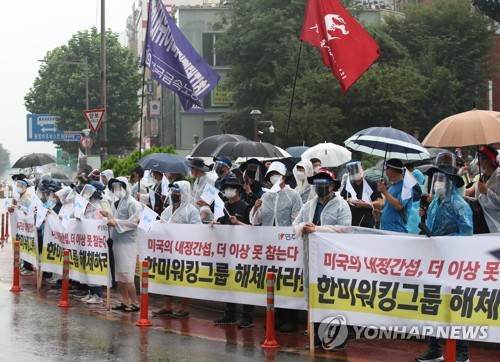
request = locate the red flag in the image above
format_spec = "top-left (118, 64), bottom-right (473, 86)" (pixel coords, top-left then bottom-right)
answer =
top-left (300, 0), bottom-right (380, 95)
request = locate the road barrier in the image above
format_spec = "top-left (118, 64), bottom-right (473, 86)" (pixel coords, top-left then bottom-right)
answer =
top-left (58, 250), bottom-right (71, 308)
top-left (261, 272), bottom-right (280, 349)
top-left (136, 260), bottom-right (152, 327)
top-left (10, 240), bottom-right (22, 292)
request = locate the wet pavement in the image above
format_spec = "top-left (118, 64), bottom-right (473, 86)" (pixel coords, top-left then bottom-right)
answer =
top-left (0, 212), bottom-right (499, 360)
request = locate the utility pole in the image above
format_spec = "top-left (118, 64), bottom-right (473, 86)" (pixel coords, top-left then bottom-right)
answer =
top-left (100, 0), bottom-right (107, 162)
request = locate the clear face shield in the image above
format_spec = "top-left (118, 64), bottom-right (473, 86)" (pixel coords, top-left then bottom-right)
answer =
top-left (430, 172), bottom-right (451, 197)
top-left (243, 164), bottom-right (261, 183)
top-left (214, 161), bottom-right (228, 176)
top-left (346, 161), bottom-right (364, 181)
top-left (80, 184), bottom-right (97, 201)
top-left (435, 152), bottom-right (456, 172)
top-left (169, 184), bottom-right (182, 204)
top-left (313, 178), bottom-right (333, 198)
top-left (16, 180), bottom-right (27, 194)
top-left (112, 183), bottom-right (126, 199)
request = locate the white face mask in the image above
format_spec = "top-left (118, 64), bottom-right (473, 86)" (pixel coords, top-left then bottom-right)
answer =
top-left (351, 172), bottom-right (362, 181)
top-left (223, 188), bottom-right (238, 199)
top-left (17, 186), bottom-right (26, 194)
top-left (295, 171), bottom-right (305, 181)
top-left (313, 166), bottom-right (321, 174)
top-left (434, 181), bottom-right (446, 196)
top-left (114, 189), bottom-right (126, 199)
top-left (270, 175), bottom-right (282, 185)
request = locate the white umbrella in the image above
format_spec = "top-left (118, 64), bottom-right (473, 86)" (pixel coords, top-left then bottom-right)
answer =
top-left (301, 142), bottom-right (351, 167)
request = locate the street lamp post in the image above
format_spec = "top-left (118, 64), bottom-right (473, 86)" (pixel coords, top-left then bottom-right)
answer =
top-left (250, 109), bottom-right (262, 141)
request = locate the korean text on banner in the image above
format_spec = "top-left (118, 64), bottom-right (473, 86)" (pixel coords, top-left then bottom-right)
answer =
top-left (308, 231), bottom-right (500, 343)
top-left (300, 0), bottom-right (380, 95)
top-left (141, 0), bottom-right (220, 112)
top-left (42, 215), bottom-right (109, 286)
top-left (138, 224), bottom-right (306, 310)
top-left (11, 209), bottom-right (38, 267)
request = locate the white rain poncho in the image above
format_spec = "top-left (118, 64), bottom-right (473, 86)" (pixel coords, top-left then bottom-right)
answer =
top-left (56, 186), bottom-right (74, 218)
top-left (160, 181), bottom-right (201, 224)
top-left (191, 174), bottom-right (215, 210)
top-left (109, 177), bottom-right (141, 283)
top-left (293, 195), bottom-right (352, 231)
top-left (100, 169), bottom-right (115, 205)
top-left (475, 167), bottom-right (500, 233)
top-left (250, 186), bottom-right (303, 226)
top-left (293, 160), bottom-right (313, 204)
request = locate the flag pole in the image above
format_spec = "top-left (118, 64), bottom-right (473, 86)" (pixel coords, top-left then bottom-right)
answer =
top-left (283, 42), bottom-right (303, 149)
top-left (138, 64), bottom-right (147, 194)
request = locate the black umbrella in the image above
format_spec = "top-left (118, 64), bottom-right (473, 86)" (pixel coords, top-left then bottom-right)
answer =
top-left (138, 153), bottom-right (188, 174)
top-left (187, 134), bottom-right (249, 158)
top-left (211, 141), bottom-right (289, 159)
top-left (12, 153), bottom-right (57, 168)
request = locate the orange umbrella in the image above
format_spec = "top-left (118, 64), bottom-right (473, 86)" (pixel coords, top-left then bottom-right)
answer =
top-left (422, 109), bottom-right (500, 147)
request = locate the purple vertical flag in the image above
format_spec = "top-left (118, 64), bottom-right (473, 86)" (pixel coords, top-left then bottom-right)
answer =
top-left (141, 0), bottom-right (220, 111)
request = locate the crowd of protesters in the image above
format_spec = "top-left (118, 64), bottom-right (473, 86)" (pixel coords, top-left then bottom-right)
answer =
top-left (6, 144), bottom-right (499, 360)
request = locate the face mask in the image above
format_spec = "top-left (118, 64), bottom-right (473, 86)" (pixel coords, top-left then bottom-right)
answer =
top-left (223, 188), bottom-right (238, 199)
top-left (313, 166), bottom-right (321, 174)
top-left (295, 171), bottom-right (305, 181)
top-left (315, 185), bottom-right (331, 198)
top-left (44, 200), bottom-right (55, 209)
top-left (114, 189), bottom-right (126, 199)
top-left (270, 175), bottom-right (282, 185)
top-left (171, 193), bottom-right (181, 204)
top-left (246, 171), bottom-right (256, 180)
top-left (351, 172), bottom-right (362, 181)
top-left (215, 166), bottom-right (225, 176)
top-left (17, 186), bottom-right (26, 194)
top-left (433, 181), bottom-right (446, 196)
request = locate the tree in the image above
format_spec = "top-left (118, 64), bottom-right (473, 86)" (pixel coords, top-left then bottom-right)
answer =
top-left (25, 28), bottom-right (142, 156)
top-left (0, 144), bottom-right (10, 175)
top-left (215, 0), bottom-right (494, 146)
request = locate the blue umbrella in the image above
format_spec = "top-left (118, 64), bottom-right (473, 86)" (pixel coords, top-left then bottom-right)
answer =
top-left (138, 153), bottom-right (188, 174)
top-left (285, 146), bottom-right (310, 158)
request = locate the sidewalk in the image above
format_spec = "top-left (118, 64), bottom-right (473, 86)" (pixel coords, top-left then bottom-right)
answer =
top-left (0, 237), bottom-right (498, 361)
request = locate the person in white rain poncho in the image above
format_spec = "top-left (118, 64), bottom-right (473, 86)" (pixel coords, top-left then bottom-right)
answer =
top-left (55, 186), bottom-right (75, 219)
top-left (152, 181), bottom-right (201, 318)
top-left (293, 159), bottom-right (314, 204)
top-left (250, 161), bottom-right (303, 333)
top-left (250, 161), bottom-right (303, 227)
top-left (187, 158), bottom-right (214, 210)
top-left (101, 177), bottom-right (141, 313)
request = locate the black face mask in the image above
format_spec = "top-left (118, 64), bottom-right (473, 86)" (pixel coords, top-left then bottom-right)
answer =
top-left (171, 193), bottom-right (181, 204)
top-left (315, 185), bottom-right (331, 199)
top-left (245, 171), bottom-right (256, 180)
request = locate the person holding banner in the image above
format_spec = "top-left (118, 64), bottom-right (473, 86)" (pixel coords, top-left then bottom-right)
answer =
top-left (416, 162), bottom-right (472, 362)
top-left (293, 168), bottom-right (352, 350)
top-left (152, 181), bottom-right (201, 318)
top-left (340, 161), bottom-right (382, 228)
top-left (376, 158), bottom-right (412, 233)
top-left (251, 161), bottom-right (303, 333)
top-left (102, 177), bottom-right (141, 313)
top-left (212, 176), bottom-right (255, 328)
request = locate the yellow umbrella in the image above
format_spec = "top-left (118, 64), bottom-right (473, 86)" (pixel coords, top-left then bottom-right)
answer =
top-left (422, 109), bottom-right (500, 147)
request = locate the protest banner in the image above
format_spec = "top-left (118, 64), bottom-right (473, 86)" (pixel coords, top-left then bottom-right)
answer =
top-left (308, 232), bottom-right (500, 342)
top-left (42, 214), bottom-right (109, 286)
top-left (10, 209), bottom-right (38, 266)
top-left (138, 223), bottom-right (305, 310)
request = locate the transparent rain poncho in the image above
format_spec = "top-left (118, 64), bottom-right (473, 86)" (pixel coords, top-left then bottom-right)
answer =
top-left (160, 180), bottom-right (201, 224)
top-left (250, 186), bottom-right (303, 226)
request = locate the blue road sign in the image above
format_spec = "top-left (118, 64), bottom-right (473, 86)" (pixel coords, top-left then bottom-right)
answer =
top-left (62, 133), bottom-right (82, 142)
top-left (26, 114), bottom-right (64, 142)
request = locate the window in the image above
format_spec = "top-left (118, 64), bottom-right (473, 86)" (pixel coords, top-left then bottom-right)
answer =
top-left (202, 33), bottom-right (228, 67)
